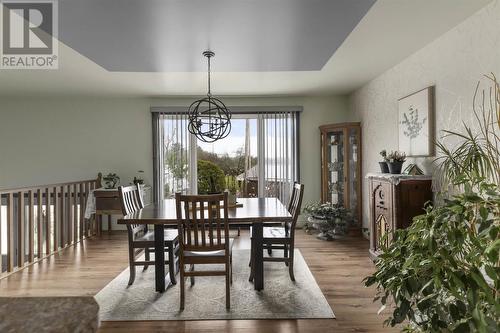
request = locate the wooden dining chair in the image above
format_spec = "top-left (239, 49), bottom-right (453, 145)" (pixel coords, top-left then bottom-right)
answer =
top-left (175, 192), bottom-right (233, 310)
top-left (249, 182), bottom-right (304, 281)
top-left (118, 185), bottom-right (179, 286)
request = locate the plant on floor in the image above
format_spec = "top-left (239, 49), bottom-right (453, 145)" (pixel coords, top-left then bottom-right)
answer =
top-left (303, 202), bottom-right (351, 240)
top-left (364, 74), bottom-right (500, 333)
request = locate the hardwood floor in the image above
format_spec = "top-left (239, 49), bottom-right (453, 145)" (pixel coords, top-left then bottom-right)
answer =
top-left (0, 229), bottom-right (396, 333)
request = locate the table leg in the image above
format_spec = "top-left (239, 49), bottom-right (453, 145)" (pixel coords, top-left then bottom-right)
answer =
top-left (107, 215), bottom-right (112, 233)
top-left (252, 221), bottom-right (264, 291)
top-left (154, 224), bottom-right (166, 292)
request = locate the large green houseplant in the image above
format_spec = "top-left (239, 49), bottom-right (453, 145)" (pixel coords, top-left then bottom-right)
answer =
top-left (364, 75), bottom-right (500, 332)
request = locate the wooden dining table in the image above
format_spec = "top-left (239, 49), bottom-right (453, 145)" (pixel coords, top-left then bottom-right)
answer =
top-left (117, 197), bottom-right (292, 292)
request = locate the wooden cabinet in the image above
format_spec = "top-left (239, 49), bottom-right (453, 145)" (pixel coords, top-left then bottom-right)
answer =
top-left (319, 122), bottom-right (362, 230)
top-left (367, 173), bottom-right (432, 260)
top-left (93, 185), bottom-right (152, 234)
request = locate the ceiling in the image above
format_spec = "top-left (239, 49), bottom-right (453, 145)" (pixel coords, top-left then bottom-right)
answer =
top-left (0, 0), bottom-right (492, 97)
top-left (59, 0), bottom-right (376, 72)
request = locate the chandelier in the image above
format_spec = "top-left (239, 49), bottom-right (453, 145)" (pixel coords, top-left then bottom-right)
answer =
top-left (187, 50), bottom-right (231, 143)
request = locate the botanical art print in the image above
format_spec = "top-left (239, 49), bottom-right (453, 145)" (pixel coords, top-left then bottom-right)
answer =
top-left (398, 86), bottom-right (434, 156)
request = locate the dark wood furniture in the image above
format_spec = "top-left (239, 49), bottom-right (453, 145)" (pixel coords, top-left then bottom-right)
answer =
top-left (94, 185), bottom-right (152, 235)
top-left (117, 185), bottom-right (179, 286)
top-left (175, 192), bottom-right (233, 310)
top-left (117, 197), bottom-right (292, 292)
top-left (249, 183), bottom-right (304, 282)
top-left (320, 122), bottom-right (362, 231)
top-left (367, 173), bottom-right (433, 260)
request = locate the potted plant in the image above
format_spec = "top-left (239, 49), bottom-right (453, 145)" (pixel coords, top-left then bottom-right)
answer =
top-left (364, 74), bottom-right (500, 332)
top-left (379, 150), bottom-right (390, 173)
top-left (386, 150), bottom-right (406, 174)
top-left (133, 170), bottom-right (145, 185)
top-left (225, 183), bottom-right (238, 205)
top-left (103, 173), bottom-right (120, 189)
top-left (303, 202), bottom-right (351, 240)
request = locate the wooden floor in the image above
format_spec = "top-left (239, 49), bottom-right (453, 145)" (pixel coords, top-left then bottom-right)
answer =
top-left (0, 229), bottom-right (396, 333)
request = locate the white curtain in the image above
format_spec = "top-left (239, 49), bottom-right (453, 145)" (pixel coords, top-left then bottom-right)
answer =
top-left (153, 113), bottom-right (195, 201)
top-left (259, 112), bottom-right (299, 204)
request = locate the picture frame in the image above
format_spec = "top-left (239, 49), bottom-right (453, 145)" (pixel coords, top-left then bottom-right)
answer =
top-left (398, 86), bottom-right (435, 157)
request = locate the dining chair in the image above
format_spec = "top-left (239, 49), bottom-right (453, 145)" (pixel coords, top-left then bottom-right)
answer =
top-left (118, 185), bottom-right (179, 286)
top-left (175, 192), bottom-right (233, 310)
top-left (249, 182), bottom-right (304, 281)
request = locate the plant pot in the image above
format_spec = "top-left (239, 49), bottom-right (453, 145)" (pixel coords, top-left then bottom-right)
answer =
top-left (388, 161), bottom-right (404, 174)
top-left (379, 162), bottom-right (390, 173)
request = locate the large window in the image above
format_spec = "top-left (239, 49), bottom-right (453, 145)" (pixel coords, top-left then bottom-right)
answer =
top-left (152, 108), bottom-right (300, 204)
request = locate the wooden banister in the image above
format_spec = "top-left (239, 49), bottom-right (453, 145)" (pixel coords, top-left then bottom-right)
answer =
top-left (0, 178), bottom-right (99, 279)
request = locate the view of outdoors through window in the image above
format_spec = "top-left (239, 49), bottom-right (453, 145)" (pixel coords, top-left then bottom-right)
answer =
top-left (197, 118), bottom-right (258, 198)
top-left (162, 117), bottom-right (258, 198)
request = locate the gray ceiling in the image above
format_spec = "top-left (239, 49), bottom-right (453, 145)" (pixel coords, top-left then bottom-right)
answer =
top-left (58, 0), bottom-right (376, 72)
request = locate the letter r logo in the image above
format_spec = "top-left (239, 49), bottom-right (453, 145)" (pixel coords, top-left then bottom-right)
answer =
top-left (2, 1), bottom-right (53, 54)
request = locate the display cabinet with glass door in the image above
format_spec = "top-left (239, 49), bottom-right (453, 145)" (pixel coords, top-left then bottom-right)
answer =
top-left (319, 122), bottom-right (362, 231)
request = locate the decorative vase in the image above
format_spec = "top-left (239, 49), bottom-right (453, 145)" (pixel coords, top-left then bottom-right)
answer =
top-left (388, 161), bottom-right (404, 174)
top-left (379, 162), bottom-right (390, 173)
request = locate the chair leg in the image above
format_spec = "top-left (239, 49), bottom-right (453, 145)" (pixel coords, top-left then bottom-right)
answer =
top-left (168, 245), bottom-right (177, 285)
top-left (226, 258), bottom-right (231, 309)
top-left (179, 266), bottom-right (185, 311)
top-left (267, 243), bottom-right (272, 255)
top-left (237, 227), bottom-right (241, 236)
top-left (284, 244), bottom-right (289, 266)
top-left (190, 264), bottom-right (195, 286)
top-left (128, 246), bottom-right (136, 286)
top-left (230, 254), bottom-right (233, 285)
top-left (288, 247), bottom-right (295, 281)
top-left (144, 248), bottom-right (150, 270)
top-left (248, 243), bottom-right (254, 282)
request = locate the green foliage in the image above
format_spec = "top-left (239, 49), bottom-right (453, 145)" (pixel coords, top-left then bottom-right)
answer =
top-left (197, 146), bottom-right (257, 177)
top-left (387, 150), bottom-right (407, 162)
top-left (197, 160), bottom-right (226, 194)
top-left (365, 75), bottom-right (500, 332)
top-left (435, 74), bottom-right (500, 189)
top-left (365, 184), bottom-right (500, 332)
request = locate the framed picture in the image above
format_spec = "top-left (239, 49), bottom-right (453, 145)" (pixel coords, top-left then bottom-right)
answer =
top-left (398, 86), bottom-right (435, 157)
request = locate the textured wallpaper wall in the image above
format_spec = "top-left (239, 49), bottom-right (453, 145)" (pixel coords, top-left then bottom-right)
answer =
top-left (349, 1), bottom-right (500, 231)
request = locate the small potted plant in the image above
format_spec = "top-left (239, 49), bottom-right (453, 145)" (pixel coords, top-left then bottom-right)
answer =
top-left (386, 151), bottom-right (406, 174)
top-left (379, 150), bottom-right (389, 173)
top-left (103, 173), bottom-right (120, 189)
top-left (225, 183), bottom-right (238, 206)
top-left (133, 170), bottom-right (145, 185)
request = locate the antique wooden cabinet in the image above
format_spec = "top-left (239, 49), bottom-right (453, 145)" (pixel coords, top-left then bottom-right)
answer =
top-left (320, 122), bottom-right (362, 230)
top-left (367, 173), bottom-right (433, 260)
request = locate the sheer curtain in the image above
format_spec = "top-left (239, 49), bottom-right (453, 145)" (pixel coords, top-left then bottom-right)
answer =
top-left (153, 108), bottom-right (300, 205)
top-left (153, 112), bottom-right (195, 202)
top-left (258, 112), bottom-right (299, 204)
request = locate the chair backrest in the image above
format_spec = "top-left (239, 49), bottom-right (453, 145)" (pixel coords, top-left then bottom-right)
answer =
top-left (118, 185), bottom-right (144, 216)
top-left (287, 182), bottom-right (305, 231)
top-left (175, 192), bottom-right (229, 253)
top-left (118, 185), bottom-right (146, 238)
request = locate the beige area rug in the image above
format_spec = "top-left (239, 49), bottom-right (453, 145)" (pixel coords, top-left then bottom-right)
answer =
top-left (95, 249), bottom-right (335, 321)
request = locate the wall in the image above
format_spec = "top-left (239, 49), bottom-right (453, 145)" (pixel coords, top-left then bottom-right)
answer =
top-left (0, 95), bottom-right (349, 229)
top-left (349, 1), bottom-right (500, 231)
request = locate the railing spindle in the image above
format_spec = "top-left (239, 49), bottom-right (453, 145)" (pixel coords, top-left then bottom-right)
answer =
top-left (17, 191), bottom-right (25, 267)
top-left (7, 193), bottom-right (14, 272)
top-left (29, 190), bottom-right (34, 263)
top-left (37, 189), bottom-right (43, 258)
top-left (45, 187), bottom-right (51, 255)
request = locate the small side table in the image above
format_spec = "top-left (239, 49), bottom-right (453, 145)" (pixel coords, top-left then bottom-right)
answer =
top-left (93, 186), bottom-right (152, 235)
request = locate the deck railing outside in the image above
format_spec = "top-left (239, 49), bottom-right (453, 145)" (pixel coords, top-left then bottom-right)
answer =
top-left (0, 179), bottom-right (98, 278)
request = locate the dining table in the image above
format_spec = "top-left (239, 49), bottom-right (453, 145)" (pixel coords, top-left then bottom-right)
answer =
top-left (117, 197), bottom-right (292, 292)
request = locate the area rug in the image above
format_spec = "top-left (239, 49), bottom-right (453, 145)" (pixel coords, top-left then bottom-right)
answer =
top-left (95, 249), bottom-right (335, 321)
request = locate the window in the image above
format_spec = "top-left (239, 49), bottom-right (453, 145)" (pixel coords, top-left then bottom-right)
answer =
top-left (152, 108), bottom-right (300, 204)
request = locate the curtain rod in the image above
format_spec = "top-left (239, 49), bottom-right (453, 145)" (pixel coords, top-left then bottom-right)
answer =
top-left (150, 106), bottom-right (303, 114)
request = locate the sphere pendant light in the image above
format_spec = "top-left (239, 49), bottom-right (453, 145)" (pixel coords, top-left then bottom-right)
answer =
top-left (187, 51), bottom-right (231, 143)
